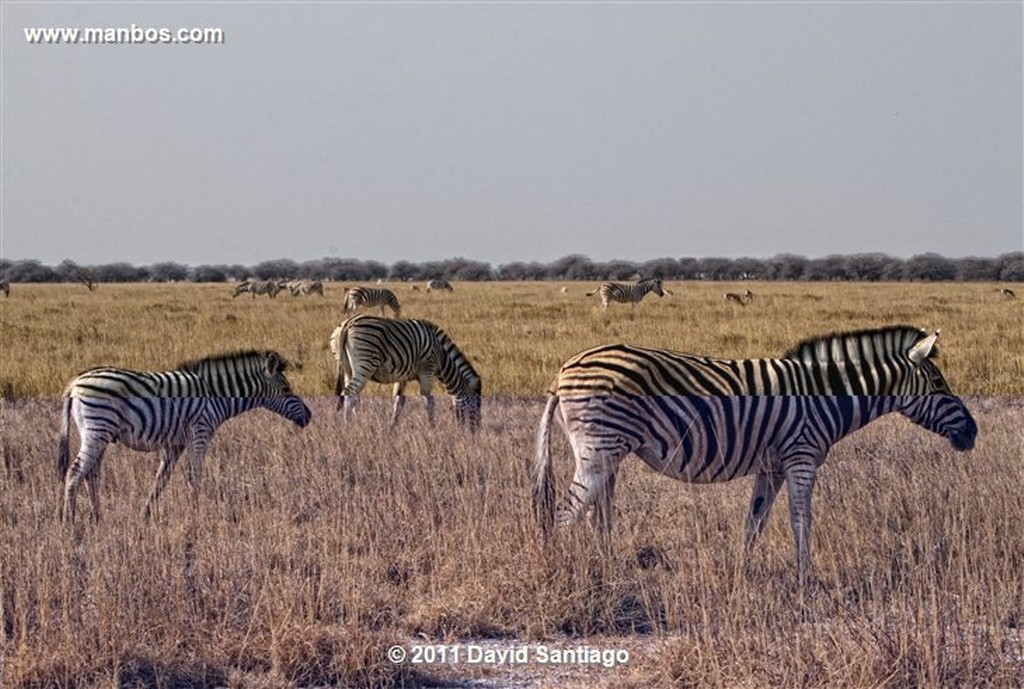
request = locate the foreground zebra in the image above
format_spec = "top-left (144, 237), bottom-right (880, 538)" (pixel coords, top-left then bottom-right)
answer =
top-left (232, 280), bottom-right (281, 298)
top-left (724, 289), bottom-right (755, 306)
top-left (330, 315), bottom-right (481, 431)
top-left (532, 326), bottom-right (976, 582)
top-left (586, 277), bottom-right (668, 311)
top-left (426, 279), bottom-right (453, 292)
top-left (58, 350), bottom-right (312, 523)
top-left (344, 286), bottom-right (401, 317)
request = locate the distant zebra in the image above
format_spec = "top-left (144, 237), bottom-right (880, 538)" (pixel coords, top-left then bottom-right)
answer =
top-left (58, 350), bottom-right (312, 523)
top-left (586, 277), bottom-right (668, 311)
top-left (724, 289), bottom-right (754, 306)
top-left (232, 280), bottom-right (281, 299)
top-left (532, 326), bottom-right (976, 582)
top-left (426, 279), bottom-right (453, 292)
top-left (344, 286), bottom-right (401, 317)
top-left (0, 280), bottom-right (9, 297)
top-left (283, 279), bottom-right (324, 297)
top-left (1000, 287), bottom-right (1017, 300)
top-left (330, 315), bottom-right (481, 431)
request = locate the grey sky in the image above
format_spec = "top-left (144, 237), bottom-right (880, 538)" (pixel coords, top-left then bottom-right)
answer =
top-left (2, 2), bottom-right (1021, 267)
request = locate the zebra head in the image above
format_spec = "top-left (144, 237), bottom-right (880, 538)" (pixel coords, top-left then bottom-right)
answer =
top-left (644, 277), bottom-right (665, 297)
top-left (256, 352), bottom-right (312, 428)
top-left (894, 330), bottom-right (976, 452)
top-left (454, 388), bottom-right (482, 433)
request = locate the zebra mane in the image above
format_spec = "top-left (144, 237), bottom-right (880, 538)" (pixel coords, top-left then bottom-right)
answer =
top-left (177, 349), bottom-right (285, 373)
top-left (782, 325), bottom-right (934, 362)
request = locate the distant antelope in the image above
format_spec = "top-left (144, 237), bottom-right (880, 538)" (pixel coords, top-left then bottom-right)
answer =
top-left (426, 279), bottom-right (453, 292)
top-left (586, 278), bottom-right (668, 311)
top-left (1000, 287), bottom-right (1017, 300)
top-left (724, 289), bottom-right (755, 306)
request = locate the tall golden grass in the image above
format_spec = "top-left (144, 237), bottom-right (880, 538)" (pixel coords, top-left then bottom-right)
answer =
top-left (1, 281), bottom-right (1022, 687)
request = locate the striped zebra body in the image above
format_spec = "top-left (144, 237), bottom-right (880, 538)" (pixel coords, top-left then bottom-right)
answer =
top-left (282, 279), bottom-right (324, 297)
top-left (344, 286), bottom-right (401, 317)
top-left (232, 280), bottom-right (281, 298)
top-left (532, 326), bottom-right (976, 581)
top-left (0, 280), bottom-right (9, 297)
top-left (58, 350), bottom-right (311, 522)
top-left (586, 278), bottom-right (667, 311)
top-left (426, 279), bottom-right (453, 292)
top-left (330, 315), bottom-right (481, 430)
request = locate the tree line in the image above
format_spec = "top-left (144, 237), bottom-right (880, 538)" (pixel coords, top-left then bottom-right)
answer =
top-left (1, 252), bottom-right (1021, 284)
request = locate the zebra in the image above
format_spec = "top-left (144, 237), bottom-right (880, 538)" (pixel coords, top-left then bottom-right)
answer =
top-left (724, 289), bottom-right (755, 306)
top-left (0, 280), bottom-right (9, 297)
top-left (57, 350), bottom-right (312, 523)
top-left (426, 279), bottom-right (453, 292)
top-left (329, 315), bottom-right (481, 431)
top-left (1000, 287), bottom-right (1017, 300)
top-left (532, 326), bottom-right (976, 583)
top-left (344, 286), bottom-right (401, 317)
top-left (283, 279), bottom-right (324, 297)
top-left (586, 277), bottom-right (669, 311)
top-left (232, 280), bottom-right (281, 298)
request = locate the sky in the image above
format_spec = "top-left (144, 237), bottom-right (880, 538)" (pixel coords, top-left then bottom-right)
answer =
top-left (2, 2), bottom-right (1021, 268)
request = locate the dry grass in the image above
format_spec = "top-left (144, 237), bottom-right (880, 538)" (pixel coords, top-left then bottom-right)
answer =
top-left (1, 282), bottom-right (1022, 687)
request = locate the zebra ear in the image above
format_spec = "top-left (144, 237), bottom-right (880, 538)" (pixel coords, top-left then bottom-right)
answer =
top-left (265, 352), bottom-right (286, 375)
top-left (908, 329), bottom-right (940, 365)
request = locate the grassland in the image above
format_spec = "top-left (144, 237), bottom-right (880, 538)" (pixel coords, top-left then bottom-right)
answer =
top-left (1, 281), bottom-right (1022, 687)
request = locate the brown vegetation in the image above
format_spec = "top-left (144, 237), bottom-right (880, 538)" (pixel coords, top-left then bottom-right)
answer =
top-left (1, 282), bottom-right (1021, 687)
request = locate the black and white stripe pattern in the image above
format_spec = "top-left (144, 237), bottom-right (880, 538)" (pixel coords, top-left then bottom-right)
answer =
top-left (586, 277), bottom-right (667, 311)
top-left (330, 315), bottom-right (481, 431)
top-left (282, 279), bottom-right (325, 297)
top-left (344, 286), bottom-right (401, 317)
top-left (532, 326), bottom-right (976, 581)
top-left (58, 350), bottom-right (312, 522)
top-left (232, 280), bottom-right (282, 298)
top-left (426, 279), bottom-right (453, 292)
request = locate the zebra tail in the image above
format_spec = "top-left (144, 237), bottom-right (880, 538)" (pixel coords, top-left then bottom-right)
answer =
top-left (532, 395), bottom-right (560, 539)
top-left (57, 396), bottom-right (72, 482)
top-left (330, 325), bottom-right (348, 406)
top-left (585, 288), bottom-right (599, 297)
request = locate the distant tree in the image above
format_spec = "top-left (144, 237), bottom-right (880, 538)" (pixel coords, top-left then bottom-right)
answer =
top-left (695, 257), bottom-right (733, 281)
top-left (448, 258), bottom-right (494, 281)
top-left (676, 257), bottom-right (701, 280)
top-left (5, 259), bottom-right (55, 283)
top-left (732, 257), bottom-right (765, 280)
top-left (998, 253), bottom-right (1024, 282)
top-left (150, 262), bottom-right (190, 282)
top-left (190, 265), bottom-right (228, 282)
top-left (497, 261), bottom-right (548, 280)
top-left (843, 253), bottom-right (898, 281)
top-left (389, 261), bottom-right (420, 282)
top-left (902, 253), bottom-right (957, 281)
top-left (252, 259), bottom-right (298, 280)
top-left (546, 254), bottom-right (596, 280)
top-left (766, 254), bottom-right (809, 281)
top-left (599, 260), bottom-right (639, 281)
top-left (94, 262), bottom-right (147, 283)
top-left (640, 258), bottom-right (680, 280)
top-left (954, 256), bottom-right (999, 282)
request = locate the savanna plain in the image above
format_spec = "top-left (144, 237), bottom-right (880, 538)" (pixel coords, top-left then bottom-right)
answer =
top-left (1, 281), bottom-right (1022, 688)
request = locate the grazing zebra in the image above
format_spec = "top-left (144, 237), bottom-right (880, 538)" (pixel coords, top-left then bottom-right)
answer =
top-left (58, 350), bottom-right (312, 523)
top-left (426, 279), bottom-right (453, 292)
top-left (532, 326), bottom-right (976, 583)
top-left (586, 277), bottom-right (668, 311)
top-left (1000, 287), bottom-right (1017, 300)
top-left (724, 289), bottom-right (755, 306)
top-left (344, 286), bottom-right (401, 317)
top-left (283, 279), bottom-right (324, 297)
top-left (330, 315), bottom-right (481, 431)
top-left (231, 280), bottom-right (281, 299)
top-left (0, 280), bottom-right (9, 297)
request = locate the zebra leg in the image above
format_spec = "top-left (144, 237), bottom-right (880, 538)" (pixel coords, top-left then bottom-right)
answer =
top-left (589, 471), bottom-right (617, 536)
top-left (744, 470), bottom-right (785, 556)
top-left (62, 437), bottom-right (108, 524)
top-left (84, 459), bottom-right (103, 523)
top-left (390, 382), bottom-right (407, 427)
top-left (783, 461), bottom-right (818, 585)
top-left (419, 378), bottom-right (436, 425)
top-left (184, 437), bottom-right (210, 511)
top-left (557, 448), bottom-right (623, 530)
top-left (143, 444), bottom-right (185, 520)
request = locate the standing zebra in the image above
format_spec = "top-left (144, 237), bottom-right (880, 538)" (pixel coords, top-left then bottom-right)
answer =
top-left (0, 280), bottom-right (9, 297)
top-left (330, 315), bottom-right (481, 431)
top-left (586, 277), bottom-right (668, 311)
top-left (58, 350), bottom-right (311, 523)
top-left (426, 279), bottom-right (453, 292)
top-left (532, 326), bottom-right (976, 582)
top-left (232, 280), bottom-right (281, 298)
top-left (344, 286), bottom-right (401, 317)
